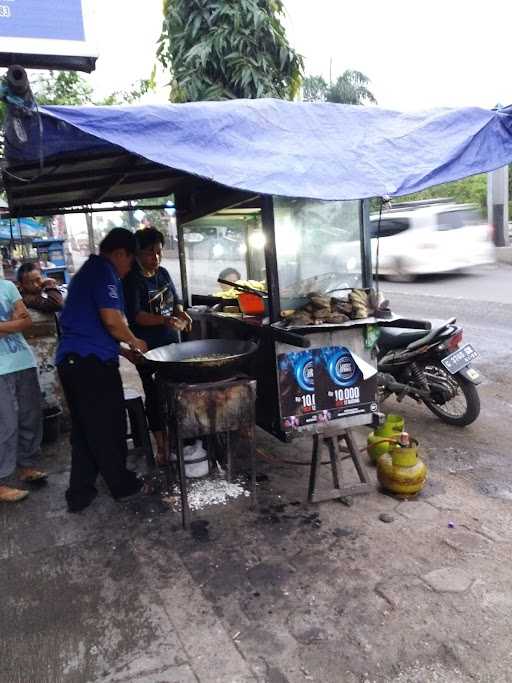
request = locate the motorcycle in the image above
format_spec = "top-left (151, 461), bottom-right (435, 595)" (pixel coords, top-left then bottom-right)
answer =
top-left (377, 317), bottom-right (481, 426)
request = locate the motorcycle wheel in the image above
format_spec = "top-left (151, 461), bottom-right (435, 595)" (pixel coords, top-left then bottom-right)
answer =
top-left (423, 363), bottom-right (480, 427)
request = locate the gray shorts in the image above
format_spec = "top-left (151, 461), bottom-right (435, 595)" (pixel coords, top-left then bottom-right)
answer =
top-left (0, 367), bottom-right (43, 481)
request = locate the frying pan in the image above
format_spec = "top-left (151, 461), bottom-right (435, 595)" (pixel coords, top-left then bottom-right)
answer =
top-left (143, 339), bottom-right (258, 382)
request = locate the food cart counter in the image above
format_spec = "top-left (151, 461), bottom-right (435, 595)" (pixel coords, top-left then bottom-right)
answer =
top-left (178, 193), bottom-right (387, 443)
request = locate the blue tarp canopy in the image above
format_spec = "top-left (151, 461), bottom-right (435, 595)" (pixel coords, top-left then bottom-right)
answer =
top-left (0, 217), bottom-right (46, 241)
top-left (4, 98), bottom-right (512, 213)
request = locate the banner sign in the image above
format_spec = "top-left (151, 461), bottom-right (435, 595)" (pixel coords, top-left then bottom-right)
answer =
top-left (0, 0), bottom-right (85, 41)
top-left (0, 0), bottom-right (96, 72)
top-left (277, 346), bottom-right (378, 432)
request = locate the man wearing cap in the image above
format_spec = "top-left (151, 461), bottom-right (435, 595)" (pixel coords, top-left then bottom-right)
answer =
top-left (56, 228), bottom-right (148, 512)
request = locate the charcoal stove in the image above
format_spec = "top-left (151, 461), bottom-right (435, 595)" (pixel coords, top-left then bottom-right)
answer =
top-left (161, 375), bottom-right (257, 528)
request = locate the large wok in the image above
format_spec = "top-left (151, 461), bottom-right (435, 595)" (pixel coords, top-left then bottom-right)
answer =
top-left (143, 339), bottom-right (258, 382)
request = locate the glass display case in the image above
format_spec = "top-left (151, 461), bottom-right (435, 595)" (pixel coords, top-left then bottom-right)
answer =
top-left (273, 197), bottom-right (364, 300)
top-left (183, 208), bottom-right (266, 295)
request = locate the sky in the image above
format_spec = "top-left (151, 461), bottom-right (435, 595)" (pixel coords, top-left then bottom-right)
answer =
top-left (89, 0), bottom-right (512, 111)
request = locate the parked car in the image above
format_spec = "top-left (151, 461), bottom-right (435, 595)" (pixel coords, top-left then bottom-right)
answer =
top-left (368, 202), bottom-right (495, 281)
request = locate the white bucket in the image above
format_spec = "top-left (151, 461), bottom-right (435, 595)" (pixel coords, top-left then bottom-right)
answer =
top-left (171, 441), bottom-right (209, 478)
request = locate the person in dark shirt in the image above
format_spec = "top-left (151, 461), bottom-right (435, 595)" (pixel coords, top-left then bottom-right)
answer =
top-left (124, 227), bottom-right (191, 465)
top-left (56, 228), bottom-right (148, 513)
top-left (218, 267), bottom-right (241, 291)
top-left (17, 262), bottom-right (64, 313)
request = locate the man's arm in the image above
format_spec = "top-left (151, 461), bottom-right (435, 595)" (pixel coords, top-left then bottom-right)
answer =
top-left (173, 303), bottom-right (192, 332)
top-left (22, 288), bottom-right (63, 313)
top-left (167, 276), bottom-right (192, 332)
top-left (99, 308), bottom-right (147, 353)
top-left (135, 310), bottom-right (167, 326)
top-left (0, 300), bottom-right (33, 336)
top-left (135, 310), bottom-right (184, 330)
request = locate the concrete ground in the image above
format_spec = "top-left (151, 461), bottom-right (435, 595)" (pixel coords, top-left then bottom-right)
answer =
top-left (2, 355), bottom-right (511, 683)
top-left (2, 264), bottom-right (512, 683)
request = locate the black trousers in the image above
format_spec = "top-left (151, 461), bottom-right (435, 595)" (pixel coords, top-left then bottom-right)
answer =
top-left (58, 354), bottom-right (140, 507)
top-left (136, 363), bottom-right (164, 433)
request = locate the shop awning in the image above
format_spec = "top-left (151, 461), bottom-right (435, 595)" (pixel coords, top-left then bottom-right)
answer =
top-left (3, 98), bottom-right (512, 214)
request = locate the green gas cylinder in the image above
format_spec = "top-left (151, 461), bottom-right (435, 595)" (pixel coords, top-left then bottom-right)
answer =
top-left (367, 414), bottom-right (405, 464)
top-left (377, 432), bottom-right (427, 497)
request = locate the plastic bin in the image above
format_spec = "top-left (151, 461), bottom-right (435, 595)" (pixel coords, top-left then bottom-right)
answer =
top-left (43, 406), bottom-right (62, 444)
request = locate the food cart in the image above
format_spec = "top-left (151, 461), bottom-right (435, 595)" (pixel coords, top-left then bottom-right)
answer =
top-left (3, 97), bottom-right (512, 507)
top-left (175, 192), bottom-right (384, 503)
top-left (179, 196), bottom-right (379, 428)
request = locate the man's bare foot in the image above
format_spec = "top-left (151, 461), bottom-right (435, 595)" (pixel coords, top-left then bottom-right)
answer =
top-left (0, 485), bottom-right (29, 502)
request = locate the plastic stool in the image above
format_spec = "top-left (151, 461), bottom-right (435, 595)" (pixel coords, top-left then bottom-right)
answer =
top-left (124, 388), bottom-right (155, 470)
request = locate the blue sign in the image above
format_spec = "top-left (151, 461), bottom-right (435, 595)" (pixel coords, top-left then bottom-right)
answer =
top-left (317, 346), bottom-right (362, 388)
top-left (0, 0), bottom-right (85, 41)
top-left (0, 218), bottom-right (46, 241)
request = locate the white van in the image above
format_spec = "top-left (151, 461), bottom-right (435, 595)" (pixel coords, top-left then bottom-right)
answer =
top-left (368, 202), bottom-right (495, 281)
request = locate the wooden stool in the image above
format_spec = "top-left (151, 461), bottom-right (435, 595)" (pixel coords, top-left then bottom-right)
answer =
top-left (308, 428), bottom-right (371, 503)
top-left (124, 388), bottom-right (155, 470)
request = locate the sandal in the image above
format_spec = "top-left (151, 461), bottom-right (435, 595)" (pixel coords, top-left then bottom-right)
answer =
top-left (0, 485), bottom-right (29, 502)
top-left (17, 467), bottom-right (48, 482)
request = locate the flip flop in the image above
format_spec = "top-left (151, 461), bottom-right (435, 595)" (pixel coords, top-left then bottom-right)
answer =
top-left (0, 485), bottom-right (29, 502)
top-left (17, 468), bottom-right (48, 482)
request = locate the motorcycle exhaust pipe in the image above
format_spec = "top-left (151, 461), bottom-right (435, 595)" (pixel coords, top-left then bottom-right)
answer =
top-left (378, 372), bottom-right (430, 400)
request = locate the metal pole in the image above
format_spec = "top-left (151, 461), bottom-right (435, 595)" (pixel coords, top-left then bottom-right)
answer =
top-left (57, 214), bottom-right (75, 274)
top-left (85, 212), bottom-right (95, 254)
top-left (360, 199), bottom-right (372, 289)
top-left (487, 166), bottom-right (509, 247)
top-left (176, 216), bottom-right (189, 309)
top-left (261, 195), bottom-right (281, 323)
top-left (127, 201), bottom-right (137, 231)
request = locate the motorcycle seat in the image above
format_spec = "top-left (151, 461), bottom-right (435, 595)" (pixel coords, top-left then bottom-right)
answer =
top-left (379, 327), bottom-right (428, 350)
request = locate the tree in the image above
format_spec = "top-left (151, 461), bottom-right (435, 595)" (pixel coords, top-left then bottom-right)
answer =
top-left (117, 197), bottom-right (173, 235)
top-left (326, 70), bottom-right (377, 105)
top-left (100, 68), bottom-right (157, 106)
top-left (392, 175), bottom-right (488, 211)
top-left (32, 70), bottom-right (93, 105)
top-left (32, 69), bottom-right (157, 107)
top-left (302, 75), bottom-right (327, 102)
top-left (157, 0), bottom-right (303, 102)
top-left (302, 70), bottom-right (377, 105)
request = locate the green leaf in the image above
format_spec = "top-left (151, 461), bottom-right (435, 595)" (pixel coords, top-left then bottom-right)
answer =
top-left (158, 0), bottom-right (303, 101)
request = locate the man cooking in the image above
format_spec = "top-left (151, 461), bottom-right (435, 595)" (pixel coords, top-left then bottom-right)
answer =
top-left (56, 228), bottom-right (148, 513)
top-left (123, 227), bottom-right (191, 465)
top-left (17, 262), bottom-right (64, 313)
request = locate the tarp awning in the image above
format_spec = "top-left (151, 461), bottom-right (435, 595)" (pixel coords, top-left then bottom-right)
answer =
top-left (4, 98), bottom-right (512, 214)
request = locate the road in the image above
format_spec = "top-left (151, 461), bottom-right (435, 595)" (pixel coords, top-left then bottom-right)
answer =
top-left (381, 263), bottom-right (512, 304)
top-left (378, 263), bottom-right (512, 368)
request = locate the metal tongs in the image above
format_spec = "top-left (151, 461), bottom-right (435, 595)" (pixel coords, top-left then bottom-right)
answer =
top-left (217, 278), bottom-right (268, 297)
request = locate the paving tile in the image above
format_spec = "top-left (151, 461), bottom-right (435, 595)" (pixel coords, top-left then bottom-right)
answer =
top-left (396, 500), bottom-right (441, 522)
top-left (422, 567), bottom-right (475, 593)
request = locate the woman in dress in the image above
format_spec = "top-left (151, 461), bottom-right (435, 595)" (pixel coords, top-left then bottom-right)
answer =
top-left (124, 227), bottom-right (191, 465)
